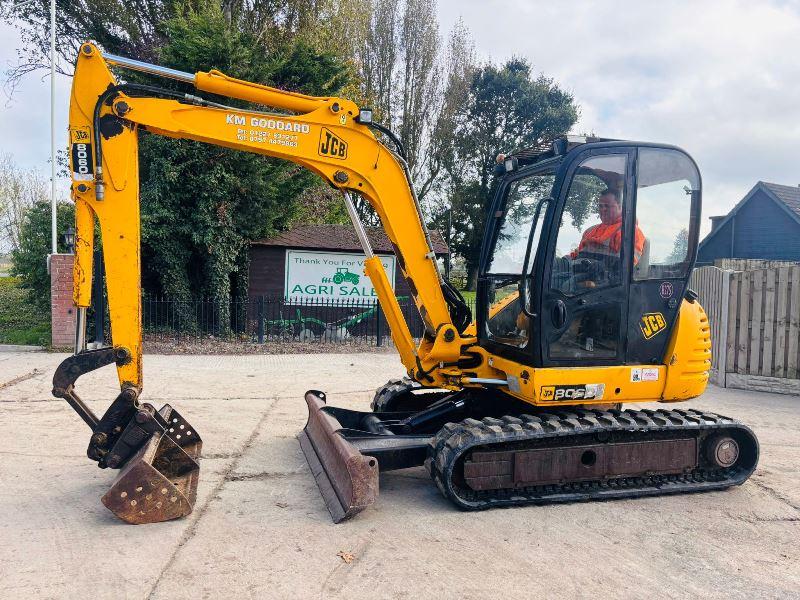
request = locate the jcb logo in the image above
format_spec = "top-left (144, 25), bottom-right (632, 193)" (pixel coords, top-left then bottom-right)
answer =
top-left (70, 126), bottom-right (91, 143)
top-left (541, 386), bottom-right (555, 400)
top-left (319, 128), bottom-right (347, 159)
top-left (640, 312), bottom-right (667, 339)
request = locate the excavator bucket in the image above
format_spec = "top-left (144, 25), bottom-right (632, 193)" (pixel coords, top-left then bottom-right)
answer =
top-left (52, 349), bottom-right (203, 524)
top-left (298, 391), bottom-right (379, 523)
top-left (101, 405), bottom-right (202, 524)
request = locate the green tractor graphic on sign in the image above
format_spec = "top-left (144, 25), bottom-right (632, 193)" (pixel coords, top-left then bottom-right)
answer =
top-left (332, 267), bottom-right (360, 285)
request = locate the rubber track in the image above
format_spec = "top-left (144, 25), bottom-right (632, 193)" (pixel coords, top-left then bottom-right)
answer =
top-left (425, 408), bottom-right (759, 510)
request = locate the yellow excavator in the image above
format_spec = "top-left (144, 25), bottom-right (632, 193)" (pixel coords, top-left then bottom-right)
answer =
top-left (54, 44), bottom-right (758, 524)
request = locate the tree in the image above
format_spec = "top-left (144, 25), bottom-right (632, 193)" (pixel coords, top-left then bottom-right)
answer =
top-left (427, 20), bottom-right (475, 195)
top-left (1, 0), bottom-right (357, 82)
top-left (5, 2), bottom-right (352, 333)
top-left (136, 6), bottom-right (350, 333)
top-left (0, 154), bottom-right (49, 253)
top-left (357, 2), bottom-right (473, 205)
top-left (10, 200), bottom-right (74, 310)
top-left (441, 58), bottom-right (579, 289)
top-left (666, 228), bottom-right (689, 264)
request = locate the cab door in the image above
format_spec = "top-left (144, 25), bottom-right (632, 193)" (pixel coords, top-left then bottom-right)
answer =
top-left (625, 147), bottom-right (701, 365)
top-left (477, 164), bottom-right (556, 366)
top-left (538, 148), bottom-right (635, 367)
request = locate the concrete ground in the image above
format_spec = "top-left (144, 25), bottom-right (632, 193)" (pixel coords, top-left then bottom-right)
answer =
top-left (1, 352), bottom-right (798, 600)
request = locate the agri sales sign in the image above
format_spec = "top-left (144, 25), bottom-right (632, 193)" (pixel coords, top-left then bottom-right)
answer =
top-left (285, 250), bottom-right (396, 305)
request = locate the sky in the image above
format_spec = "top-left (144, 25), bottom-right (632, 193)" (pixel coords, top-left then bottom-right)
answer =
top-left (437, 0), bottom-right (800, 235)
top-left (2, 0), bottom-right (800, 238)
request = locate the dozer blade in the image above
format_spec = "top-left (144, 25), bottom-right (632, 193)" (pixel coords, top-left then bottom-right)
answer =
top-left (299, 391), bottom-right (379, 523)
top-left (101, 405), bottom-right (202, 524)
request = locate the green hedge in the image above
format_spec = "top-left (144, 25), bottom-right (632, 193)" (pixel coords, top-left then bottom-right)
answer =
top-left (0, 277), bottom-right (50, 345)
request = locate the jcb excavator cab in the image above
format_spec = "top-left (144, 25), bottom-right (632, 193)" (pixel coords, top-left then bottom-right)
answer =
top-left (480, 138), bottom-right (701, 370)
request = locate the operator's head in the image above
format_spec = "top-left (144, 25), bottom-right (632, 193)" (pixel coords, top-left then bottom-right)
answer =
top-left (597, 189), bottom-right (622, 225)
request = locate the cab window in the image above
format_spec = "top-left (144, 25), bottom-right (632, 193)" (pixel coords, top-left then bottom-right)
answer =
top-left (633, 148), bottom-right (699, 280)
top-left (485, 170), bottom-right (554, 349)
top-left (550, 154), bottom-right (629, 295)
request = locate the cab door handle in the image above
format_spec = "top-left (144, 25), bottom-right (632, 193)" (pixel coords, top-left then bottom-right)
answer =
top-left (552, 300), bottom-right (567, 329)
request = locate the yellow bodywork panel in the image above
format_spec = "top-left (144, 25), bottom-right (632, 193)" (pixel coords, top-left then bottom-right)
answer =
top-left (69, 48), bottom-right (142, 389)
top-left (661, 299), bottom-right (712, 401)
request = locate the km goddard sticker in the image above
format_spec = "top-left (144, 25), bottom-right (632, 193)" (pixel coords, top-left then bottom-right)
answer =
top-left (540, 383), bottom-right (605, 402)
top-left (631, 367), bottom-right (659, 383)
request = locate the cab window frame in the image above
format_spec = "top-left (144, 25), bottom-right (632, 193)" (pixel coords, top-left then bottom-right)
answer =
top-left (482, 159), bottom-right (560, 277)
top-left (477, 158), bottom-right (561, 365)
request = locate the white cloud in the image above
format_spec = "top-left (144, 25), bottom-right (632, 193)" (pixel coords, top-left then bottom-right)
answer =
top-left (3, 2), bottom-right (800, 238)
top-left (0, 21), bottom-right (71, 184)
top-left (438, 0), bottom-right (800, 234)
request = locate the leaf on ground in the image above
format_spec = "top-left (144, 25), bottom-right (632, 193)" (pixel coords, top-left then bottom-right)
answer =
top-left (337, 550), bottom-right (355, 564)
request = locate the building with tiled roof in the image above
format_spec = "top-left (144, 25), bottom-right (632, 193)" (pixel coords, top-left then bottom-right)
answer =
top-left (248, 224), bottom-right (449, 299)
top-left (697, 182), bottom-right (800, 265)
top-left (251, 224), bottom-right (449, 255)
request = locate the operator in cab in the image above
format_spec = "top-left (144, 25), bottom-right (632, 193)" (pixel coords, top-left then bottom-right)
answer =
top-left (558, 186), bottom-right (646, 290)
top-left (570, 188), bottom-right (645, 267)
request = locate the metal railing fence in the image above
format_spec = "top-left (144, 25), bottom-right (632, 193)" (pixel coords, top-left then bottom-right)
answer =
top-left (138, 295), bottom-right (477, 346)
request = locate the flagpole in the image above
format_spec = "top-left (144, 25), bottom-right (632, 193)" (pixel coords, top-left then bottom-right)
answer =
top-left (50, 0), bottom-right (57, 254)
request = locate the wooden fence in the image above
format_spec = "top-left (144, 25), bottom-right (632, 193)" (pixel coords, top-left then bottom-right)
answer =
top-left (690, 265), bottom-right (800, 394)
top-left (714, 258), bottom-right (800, 271)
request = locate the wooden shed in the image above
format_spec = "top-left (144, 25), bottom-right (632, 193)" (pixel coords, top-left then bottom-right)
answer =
top-left (248, 224), bottom-right (450, 299)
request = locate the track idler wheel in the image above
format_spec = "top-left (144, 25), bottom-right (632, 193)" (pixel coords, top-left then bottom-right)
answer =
top-left (705, 435), bottom-right (739, 468)
top-left (371, 377), bottom-right (450, 412)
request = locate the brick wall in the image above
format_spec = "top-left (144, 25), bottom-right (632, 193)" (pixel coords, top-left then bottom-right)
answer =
top-left (50, 253), bottom-right (76, 348)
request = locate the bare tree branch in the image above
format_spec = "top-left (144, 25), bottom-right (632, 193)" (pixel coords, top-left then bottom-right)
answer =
top-left (0, 153), bottom-right (50, 252)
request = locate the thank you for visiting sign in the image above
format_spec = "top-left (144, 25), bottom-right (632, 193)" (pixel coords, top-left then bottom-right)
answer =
top-left (285, 250), bottom-right (396, 305)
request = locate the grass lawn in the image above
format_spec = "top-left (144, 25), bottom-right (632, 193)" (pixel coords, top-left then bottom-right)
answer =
top-left (0, 277), bottom-right (50, 346)
top-left (459, 290), bottom-right (476, 308)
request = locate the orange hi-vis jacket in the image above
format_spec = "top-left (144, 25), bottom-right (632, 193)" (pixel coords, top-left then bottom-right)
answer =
top-left (571, 218), bottom-right (646, 264)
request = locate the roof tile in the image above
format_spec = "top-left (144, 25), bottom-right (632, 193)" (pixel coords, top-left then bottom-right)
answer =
top-left (762, 182), bottom-right (800, 219)
top-left (252, 224), bottom-right (450, 254)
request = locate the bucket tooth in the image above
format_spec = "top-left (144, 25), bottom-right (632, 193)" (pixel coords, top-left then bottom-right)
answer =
top-left (102, 404), bottom-right (201, 524)
top-left (299, 391), bottom-right (379, 523)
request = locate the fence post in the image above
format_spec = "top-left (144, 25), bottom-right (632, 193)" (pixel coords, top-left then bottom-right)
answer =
top-left (717, 270), bottom-right (731, 388)
top-left (257, 296), bottom-right (265, 344)
top-left (376, 301), bottom-right (383, 347)
top-left (92, 248), bottom-right (105, 346)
